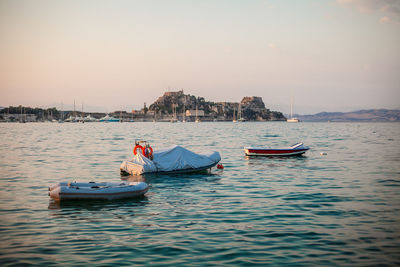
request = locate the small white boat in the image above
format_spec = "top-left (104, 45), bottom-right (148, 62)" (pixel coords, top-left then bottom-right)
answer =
top-left (287, 118), bottom-right (300, 122)
top-left (64, 115), bottom-right (77, 122)
top-left (244, 142), bottom-right (309, 156)
top-left (287, 97), bottom-right (300, 122)
top-left (48, 181), bottom-right (148, 201)
top-left (99, 114), bottom-right (120, 122)
top-left (83, 115), bottom-right (98, 122)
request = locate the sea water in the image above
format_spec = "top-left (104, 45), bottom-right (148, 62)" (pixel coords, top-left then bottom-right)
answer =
top-left (0, 122), bottom-right (399, 266)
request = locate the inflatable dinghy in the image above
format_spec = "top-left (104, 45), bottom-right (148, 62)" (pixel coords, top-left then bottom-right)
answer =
top-left (48, 181), bottom-right (148, 200)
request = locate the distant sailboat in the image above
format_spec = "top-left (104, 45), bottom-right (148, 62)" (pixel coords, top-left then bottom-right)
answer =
top-left (195, 104), bottom-right (200, 123)
top-left (59, 102), bottom-right (64, 123)
top-left (19, 106), bottom-right (25, 123)
top-left (99, 114), bottom-right (120, 122)
top-left (238, 103), bottom-right (245, 122)
top-left (287, 97), bottom-right (300, 123)
top-left (83, 114), bottom-right (98, 122)
top-left (233, 107), bottom-right (237, 123)
top-left (171, 103), bottom-right (178, 123)
top-left (182, 104), bottom-right (186, 123)
top-left (70, 99), bottom-right (77, 122)
top-left (77, 103), bottom-right (84, 123)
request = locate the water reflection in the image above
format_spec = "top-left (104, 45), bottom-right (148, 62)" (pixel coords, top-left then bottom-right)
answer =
top-left (244, 155), bottom-right (309, 167)
top-left (120, 168), bottom-right (222, 183)
top-left (137, 171), bottom-right (222, 184)
top-left (48, 195), bottom-right (148, 211)
top-left (245, 154), bottom-right (308, 160)
top-left (119, 174), bottom-right (146, 182)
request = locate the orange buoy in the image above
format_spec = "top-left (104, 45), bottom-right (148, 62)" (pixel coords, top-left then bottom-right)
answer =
top-left (142, 146), bottom-right (153, 158)
top-left (133, 144), bottom-right (144, 155)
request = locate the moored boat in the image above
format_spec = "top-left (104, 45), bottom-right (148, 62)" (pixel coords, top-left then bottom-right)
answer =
top-left (48, 181), bottom-right (148, 200)
top-left (287, 118), bottom-right (300, 123)
top-left (120, 141), bottom-right (221, 175)
top-left (287, 96), bottom-right (300, 122)
top-left (244, 142), bottom-right (309, 156)
top-left (99, 114), bottom-right (120, 122)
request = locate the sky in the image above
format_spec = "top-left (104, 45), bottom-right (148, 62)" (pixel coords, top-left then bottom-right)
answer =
top-left (1, 0), bottom-right (399, 114)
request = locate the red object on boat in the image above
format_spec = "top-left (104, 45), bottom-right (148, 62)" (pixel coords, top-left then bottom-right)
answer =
top-left (217, 164), bottom-right (224, 169)
top-left (244, 142), bottom-right (309, 156)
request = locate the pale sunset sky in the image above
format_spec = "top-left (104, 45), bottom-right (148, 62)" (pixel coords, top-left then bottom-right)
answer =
top-left (1, 0), bottom-right (399, 114)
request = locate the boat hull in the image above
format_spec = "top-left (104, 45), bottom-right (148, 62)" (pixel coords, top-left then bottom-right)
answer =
top-left (49, 181), bottom-right (149, 201)
top-left (120, 161), bottom-right (218, 176)
top-left (244, 148), bottom-right (308, 156)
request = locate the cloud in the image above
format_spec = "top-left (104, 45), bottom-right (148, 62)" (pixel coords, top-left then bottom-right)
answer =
top-left (336, 0), bottom-right (400, 22)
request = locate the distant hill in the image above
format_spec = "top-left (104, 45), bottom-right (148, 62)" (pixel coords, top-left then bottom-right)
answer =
top-left (297, 109), bottom-right (400, 122)
top-left (148, 90), bottom-right (286, 121)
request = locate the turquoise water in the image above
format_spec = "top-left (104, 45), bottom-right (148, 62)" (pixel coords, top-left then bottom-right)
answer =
top-left (0, 122), bottom-right (399, 266)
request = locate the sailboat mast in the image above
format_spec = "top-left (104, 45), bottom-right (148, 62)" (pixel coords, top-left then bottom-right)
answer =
top-left (290, 97), bottom-right (293, 118)
top-left (183, 104), bottom-right (185, 121)
top-left (174, 104), bottom-right (176, 120)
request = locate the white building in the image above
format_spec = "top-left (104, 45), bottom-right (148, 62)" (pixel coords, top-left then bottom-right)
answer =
top-left (186, 110), bottom-right (205, 117)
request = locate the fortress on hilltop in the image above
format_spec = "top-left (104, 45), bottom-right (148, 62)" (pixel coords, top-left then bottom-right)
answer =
top-left (148, 90), bottom-right (286, 122)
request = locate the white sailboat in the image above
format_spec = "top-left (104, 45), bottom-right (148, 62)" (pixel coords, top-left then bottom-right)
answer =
top-left (76, 102), bottom-right (84, 123)
top-left (19, 106), bottom-right (25, 123)
top-left (66, 99), bottom-right (78, 122)
top-left (99, 114), bottom-right (119, 122)
top-left (83, 114), bottom-right (98, 122)
top-left (232, 107), bottom-right (237, 123)
top-left (182, 104), bottom-right (186, 123)
top-left (195, 104), bottom-right (200, 123)
top-left (58, 102), bottom-right (64, 123)
top-left (287, 97), bottom-right (300, 122)
top-left (238, 103), bottom-right (245, 122)
top-left (171, 104), bottom-right (178, 123)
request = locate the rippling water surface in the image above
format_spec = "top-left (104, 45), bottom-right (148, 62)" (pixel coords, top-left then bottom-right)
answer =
top-left (0, 122), bottom-right (399, 266)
